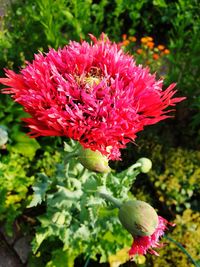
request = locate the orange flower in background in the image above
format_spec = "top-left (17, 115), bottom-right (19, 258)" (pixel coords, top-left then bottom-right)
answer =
top-left (136, 48), bottom-right (143, 54)
top-left (129, 36), bottom-right (137, 42)
top-left (122, 40), bottom-right (130, 46)
top-left (164, 49), bottom-right (170, 54)
top-left (147, 41), bottom-right (155, 49)
top-left (122, 34), bottom-right (127, 40)
top-left (141, 36), bottom-right (153, 44)
top-left (141, 37), bottom-right (148, 43)
top-left (157, 45), bottom-right (165, 50)
top-left (146, 36), bottom-right (153, 41)
top-left (153, 53), bottom-right (159, 60)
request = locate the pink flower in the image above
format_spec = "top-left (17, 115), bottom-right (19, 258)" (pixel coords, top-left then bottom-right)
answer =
top-left (129, 216), bottom-right (171, 257)
top-left (0, 34), bottom-right (185, 160)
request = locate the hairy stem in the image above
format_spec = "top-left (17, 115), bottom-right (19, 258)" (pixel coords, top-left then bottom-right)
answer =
top-left (165, 235), bottom-right (199, 267)
top-left (99, 192), bottom-right (122, 208)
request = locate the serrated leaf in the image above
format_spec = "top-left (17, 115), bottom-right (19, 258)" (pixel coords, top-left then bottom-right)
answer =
top-left (28, 174), bottom-right (50, 207)
top-left (47, 186), bottom-right (83, 209)
top-left (74, 224), bottom-right (90, 240)
top-left (83, 177), bottom-right (98, 193)
top-left (33, 230), bottom-right (50, 253)
top-left (56, 186), bottom-right (83, 200)
top-left (63, 141), bottom-right (74, 153)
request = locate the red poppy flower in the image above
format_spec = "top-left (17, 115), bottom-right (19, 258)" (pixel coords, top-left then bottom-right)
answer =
top-left (129, 216), bottom-right (172, 257)
top-left (0, 34), bottom-right (185, 160)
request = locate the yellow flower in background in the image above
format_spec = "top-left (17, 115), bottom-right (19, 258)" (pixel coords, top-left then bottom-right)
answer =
top-left (141, 36), bottom-right (153, 44)
top-left (146, 36), bottom-right (153, 41)
top-left (141, 37), bottom-right (148, 43)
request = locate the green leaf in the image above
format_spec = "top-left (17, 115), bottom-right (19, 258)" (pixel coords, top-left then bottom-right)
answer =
top-left (33, 230), bottom-right (50, 253)
top-left (28, 174), bottom-right (50, 207)
top-left (62, 10), bottom-right (74, 21)
top-left (9, 133), bottom-right (40, 158)
top-left (46, 249), bottom-right (76, 267)
top-left (153, 0), bottom-right (167, 7)
top-left (73, 224), bottom-right (90, 240)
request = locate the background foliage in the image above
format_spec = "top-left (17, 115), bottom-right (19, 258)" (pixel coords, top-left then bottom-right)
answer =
top-left (0, 0), bottom-right (200, 266)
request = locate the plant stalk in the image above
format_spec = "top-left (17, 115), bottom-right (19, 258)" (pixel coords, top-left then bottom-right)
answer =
top-left (99, 192), bottom-right (122, 208)
top-left (165, 235), bottom-right (199, 267)
top-left (83, 256), bottom-right (90, 267)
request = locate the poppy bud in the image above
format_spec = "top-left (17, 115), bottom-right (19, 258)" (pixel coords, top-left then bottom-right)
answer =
top-left (78, 147), bottom-right (111, 173)
top-left (136, 157), bottom-right (152, 173)
top-left (118, 200), bottom-right (159, 236)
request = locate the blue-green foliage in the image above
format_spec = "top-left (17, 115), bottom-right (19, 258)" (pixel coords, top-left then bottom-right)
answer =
top-left (29, 141), bottom-right (139, 266)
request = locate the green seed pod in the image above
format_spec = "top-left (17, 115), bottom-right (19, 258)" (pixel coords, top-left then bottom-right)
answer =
top-left (137, 157), bottom-right (152, 173)
top-left (118, 200), bottom-right (158, 236)
top-left (78, 147), bottom-right (111, 173)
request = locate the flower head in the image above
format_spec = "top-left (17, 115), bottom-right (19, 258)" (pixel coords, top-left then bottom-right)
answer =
top-left (157, 45), bottom-right (165, 51)
top-left (122, 40), bottom-right (130, 47)
top-left (146, 41), bottom-right (155, 49)
top-left (136, 48), bottom-right (143, 54)
top-left (129, 216), bottom-right (170, 257)
top-left (164, 49), bottom-right (170, 55)
top-left (0, 33), bottom-right (184, 160)
top-left (128, 36), bottom-right (137, 42)
top-left (153, 53), bottom-right (160, 60)
top-left (122, 34), bottom-right (127, 40)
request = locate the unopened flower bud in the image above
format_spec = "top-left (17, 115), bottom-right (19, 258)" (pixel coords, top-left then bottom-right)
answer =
top-left (78, 147), bottom-right (111, 173)
top-left (118, 200), bottom-right (159, 236)
top-left (136, 157), bottom-right (152, 173)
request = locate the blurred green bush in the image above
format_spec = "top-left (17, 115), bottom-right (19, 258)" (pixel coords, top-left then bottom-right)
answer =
top-left (0, 152), bottom-right (34, 234)
top-left (150, 147), bottom-right (200, 212)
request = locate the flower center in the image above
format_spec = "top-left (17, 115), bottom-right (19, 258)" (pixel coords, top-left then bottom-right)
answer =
top-left (84, 76), bottom-right (101, 88)
top-left (75, 67), bottom-right (102, 93)
top-left (84, 67), bottom-right (102, 92)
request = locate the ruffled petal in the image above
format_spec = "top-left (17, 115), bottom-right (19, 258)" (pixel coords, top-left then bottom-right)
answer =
top-left (129, 216), bottom-right (171, 257)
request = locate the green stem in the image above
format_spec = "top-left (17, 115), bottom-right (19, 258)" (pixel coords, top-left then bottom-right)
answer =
top-left (120, 162), bottom-right (142, 176)
top-left (131, 162), bottom-right (142, 169)
top-left (165, 236), bottom-right (199, 267)
top-left (83, 256), bottom-right (90, 267)
top-left (99, 192), bottom-right (122, 208)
